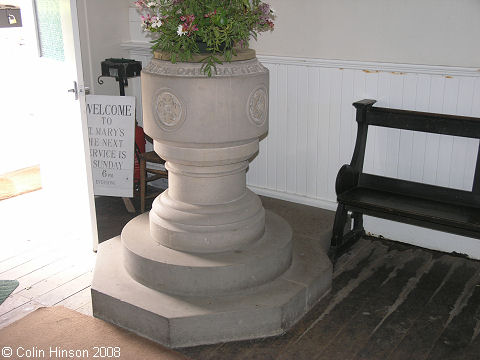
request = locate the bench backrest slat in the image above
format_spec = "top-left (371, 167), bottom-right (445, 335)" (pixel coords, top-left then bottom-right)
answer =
top-left (367, 107), bottom-right (480, 139)
top-left (474, 142), bottom-right (480, 194)
top-left (353, 100), bottom-right (480, 195)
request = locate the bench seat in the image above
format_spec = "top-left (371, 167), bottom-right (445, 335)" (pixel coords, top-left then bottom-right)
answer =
top-left (339, 186), bottom-right (480, 238)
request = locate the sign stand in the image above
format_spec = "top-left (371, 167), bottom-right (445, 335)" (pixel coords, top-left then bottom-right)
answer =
top-left (97, 58), bottom-right (142, 213)
top-left (86, 95), bottom-right (136, 198)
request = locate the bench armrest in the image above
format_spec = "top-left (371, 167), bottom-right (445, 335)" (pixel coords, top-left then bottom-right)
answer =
top-left (335, 164), bottom-right (359, 195)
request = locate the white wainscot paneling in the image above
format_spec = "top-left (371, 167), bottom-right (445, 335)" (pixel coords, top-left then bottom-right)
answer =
top-left (121, 43), bottom-right (480, 259)
top-left (249, 56), bottom-right (480, 259)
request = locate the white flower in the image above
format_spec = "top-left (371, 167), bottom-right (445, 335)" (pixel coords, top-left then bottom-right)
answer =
top-left (177, 24), bottom-right (186, 36)
top-left (151, 17), bottom-right (162, 28)
top-left (146, 1), bottom-right (156, 8)
top-left (270, 7), bottom-right (276, 16)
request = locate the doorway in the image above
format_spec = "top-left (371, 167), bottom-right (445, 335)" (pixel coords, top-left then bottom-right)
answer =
top-left (0, 0), bottom-right (97, 326)
top-left (0, 0), bottom-right (96, 244)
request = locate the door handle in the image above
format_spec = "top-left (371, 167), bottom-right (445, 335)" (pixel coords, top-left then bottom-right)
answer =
top-left (68, 81), bottom-right (78, 100)
top-left (68, 82), bottom-right (90, 99)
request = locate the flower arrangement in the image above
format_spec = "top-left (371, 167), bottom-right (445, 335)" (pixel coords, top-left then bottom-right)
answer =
top-left (134, 0), bottom-right (275, 76)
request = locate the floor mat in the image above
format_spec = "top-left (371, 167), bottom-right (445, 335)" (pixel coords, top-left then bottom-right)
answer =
top-left (0, 165), bottom-right (42, 201)
top-left (0, 306), bottom-right (187, 360)
top-left (0, 280), bottom-right (19, 305)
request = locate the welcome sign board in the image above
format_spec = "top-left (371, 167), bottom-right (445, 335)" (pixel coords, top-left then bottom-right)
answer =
top-left (86, 95), bottom-right (135, 197)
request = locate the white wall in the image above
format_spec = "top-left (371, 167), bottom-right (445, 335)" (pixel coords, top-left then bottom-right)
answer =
top-left (77, 0), bottom-right (131, 96)
top-left (252, 0), bottom-right (480, 68)
top-left (121, 1), bottom-right (480, 258)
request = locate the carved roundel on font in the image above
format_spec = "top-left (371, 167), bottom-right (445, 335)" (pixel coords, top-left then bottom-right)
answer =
top-left (153, 89), bottom-right (186, 131)
top-left (247, 86), bottom-right (268, 126)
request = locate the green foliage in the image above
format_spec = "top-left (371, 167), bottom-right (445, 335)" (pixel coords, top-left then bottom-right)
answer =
top-left (135, 0), bottom-right (275, 76)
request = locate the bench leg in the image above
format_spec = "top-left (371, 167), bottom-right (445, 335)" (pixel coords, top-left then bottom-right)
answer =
top-left (329, 208), bottom-right (366, 261)
top-left (329, 204), bottom-right (348, 259)
top-left (352, 212), bottom-right (365, 238)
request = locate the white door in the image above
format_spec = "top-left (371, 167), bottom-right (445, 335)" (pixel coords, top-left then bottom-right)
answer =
top-left (38, 0), bottom-right (98, 250)
top-left (0, 0), bottom-right (98, 250)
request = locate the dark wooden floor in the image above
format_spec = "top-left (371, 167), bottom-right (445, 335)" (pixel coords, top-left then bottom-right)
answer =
top-left (178, 238), bottom-right (480, 360)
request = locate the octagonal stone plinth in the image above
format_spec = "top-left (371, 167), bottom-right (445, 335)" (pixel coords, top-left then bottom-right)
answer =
top-left (92, 212), bottom-right (332, 348)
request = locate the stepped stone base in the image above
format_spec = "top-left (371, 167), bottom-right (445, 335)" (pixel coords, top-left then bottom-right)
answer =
top-left (91, 212), bottom-right (332, 348)
top-left (122, 211), bottom-right (293, 296)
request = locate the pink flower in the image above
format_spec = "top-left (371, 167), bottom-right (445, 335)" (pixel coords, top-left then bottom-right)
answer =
top-left (178, 14), bottom-right (198, 36)
top-left (134, 0), bottom-right (146, 8)
top-left (204, 10), bottom-right (217, 18)
top-left (259, 3), bottom-right (270, 15)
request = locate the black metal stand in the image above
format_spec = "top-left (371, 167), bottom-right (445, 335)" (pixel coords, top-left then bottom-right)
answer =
top-left (97, 58), bottom-right (141, 97)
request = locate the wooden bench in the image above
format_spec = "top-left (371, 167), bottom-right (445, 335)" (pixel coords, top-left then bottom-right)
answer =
top-left (330, 99), bottom-right (480, 259)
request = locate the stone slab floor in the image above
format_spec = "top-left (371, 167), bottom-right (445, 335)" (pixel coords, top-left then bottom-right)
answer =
top-left (1, 191), bottom-right (480, 359)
